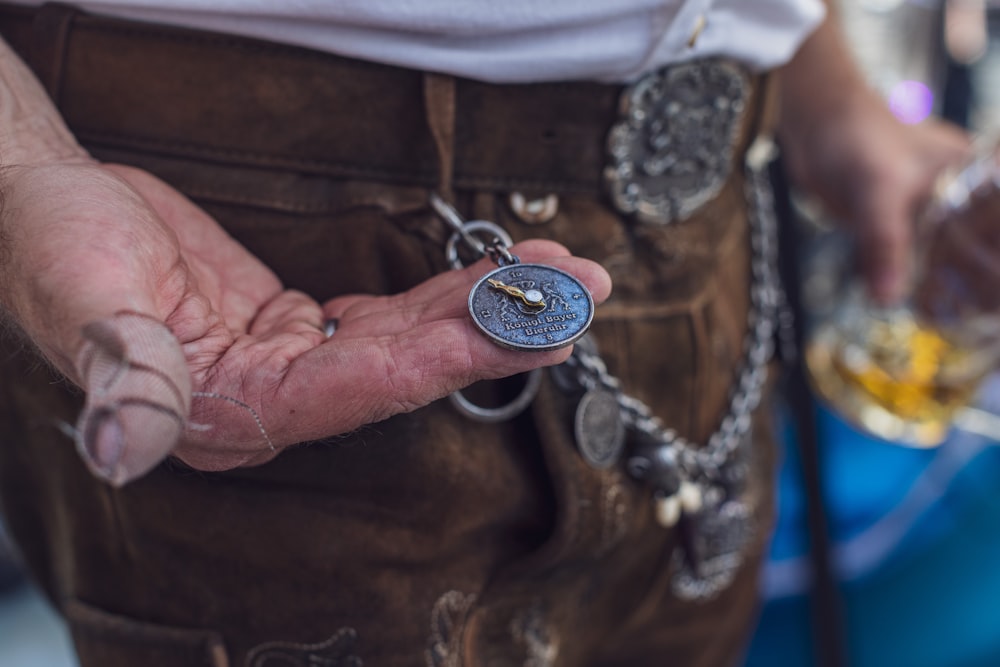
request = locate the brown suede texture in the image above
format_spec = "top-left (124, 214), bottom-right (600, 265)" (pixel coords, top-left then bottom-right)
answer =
top-left (0, 4), bottom-right (778, 666)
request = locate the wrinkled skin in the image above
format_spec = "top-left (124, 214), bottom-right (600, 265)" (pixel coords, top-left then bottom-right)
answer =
top-left (1, 155), bottom-right (611, 484)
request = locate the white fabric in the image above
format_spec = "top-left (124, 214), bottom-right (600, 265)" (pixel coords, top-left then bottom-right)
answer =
top-left (6, 0), bottom-right (826, 82)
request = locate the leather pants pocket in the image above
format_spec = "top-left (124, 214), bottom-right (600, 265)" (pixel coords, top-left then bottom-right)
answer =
top-left (65, 599), bottom-right (229, 667)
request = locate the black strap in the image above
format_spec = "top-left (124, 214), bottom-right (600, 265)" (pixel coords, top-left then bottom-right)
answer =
top-left (772, 155), bottom-right (850, 667)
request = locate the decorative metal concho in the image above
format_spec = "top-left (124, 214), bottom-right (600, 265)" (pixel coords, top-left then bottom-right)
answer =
top-left (604, 59), bottom-right (750, 225)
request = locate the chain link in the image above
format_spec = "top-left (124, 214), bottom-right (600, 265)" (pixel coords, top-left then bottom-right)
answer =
top-left (432, 194), bottom-right (545, 422)
top-left (560, 139), bottom-right (782, 484)
top-left (432, 143), bottom-right (784, 486)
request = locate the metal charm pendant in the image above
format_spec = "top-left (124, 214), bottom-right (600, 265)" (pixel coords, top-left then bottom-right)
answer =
top-left (574, 387), bottom-right (626, 469)
top-left (670, 496), bottom-right (754, 602)
top-left (469, 263), bottom-right (594, 351)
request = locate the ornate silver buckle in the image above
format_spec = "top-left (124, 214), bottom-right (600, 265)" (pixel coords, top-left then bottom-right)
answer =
top-left (604, 59), bottom-right (751, 225)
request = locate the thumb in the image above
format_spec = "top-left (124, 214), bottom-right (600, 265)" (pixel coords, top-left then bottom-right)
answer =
top-left (74, 312), bottom-right (191, 486)
top-left (0, 163), bottom-right (195, 483)
top-left (854, 176), bottom-right (916, 306)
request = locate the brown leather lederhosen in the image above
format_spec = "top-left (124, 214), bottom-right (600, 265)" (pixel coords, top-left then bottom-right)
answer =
top-left (0, 4), bottom-right (780, 666)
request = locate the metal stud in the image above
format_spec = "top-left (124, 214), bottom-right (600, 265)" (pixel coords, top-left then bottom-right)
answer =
top-left (508, 192), bottom-right (559, 225)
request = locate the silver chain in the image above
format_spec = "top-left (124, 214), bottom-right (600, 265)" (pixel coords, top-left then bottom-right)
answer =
top-left (432, 137), bottom-right (784, 486)
top-left (560, 138), bottom-right (782, 484)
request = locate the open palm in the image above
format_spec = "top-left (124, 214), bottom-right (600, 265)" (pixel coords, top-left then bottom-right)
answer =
top-left (3, 160), bottom-right (611, 484)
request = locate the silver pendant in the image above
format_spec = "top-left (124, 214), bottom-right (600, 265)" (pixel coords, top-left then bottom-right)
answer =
top-left (670, 497), bottom-right (754, 601)
top-left (469, 264), bottom-right (594, 351)
top-left (604, 59), bottom-right (750, 225)
top-left (574, 387), bottom-right (626, 469)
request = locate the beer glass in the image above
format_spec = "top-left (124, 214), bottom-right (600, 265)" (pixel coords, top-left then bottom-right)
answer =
top-left (806, 140), bottom-right (1000, 447)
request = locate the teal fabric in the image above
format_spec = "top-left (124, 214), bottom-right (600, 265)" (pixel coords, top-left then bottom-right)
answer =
top-left (745, 379), bottom-right (1000, 667)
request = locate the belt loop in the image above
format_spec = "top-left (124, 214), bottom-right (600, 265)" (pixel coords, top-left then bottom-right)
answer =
top-left (29, 2), bottom-right (79, 100)
top-left (755, 72), bottom-right (780, 141)
top-left (423, 72), bottom-right (457, 201)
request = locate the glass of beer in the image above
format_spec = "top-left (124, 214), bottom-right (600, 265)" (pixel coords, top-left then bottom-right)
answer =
top-left (805, 140), bottom-right (1000, 447)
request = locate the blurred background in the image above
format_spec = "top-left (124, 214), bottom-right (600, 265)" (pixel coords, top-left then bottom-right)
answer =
top-left (3, 1), bottom-right (1000, 665)
top-left (746, 1), bottom-right (1000, 666)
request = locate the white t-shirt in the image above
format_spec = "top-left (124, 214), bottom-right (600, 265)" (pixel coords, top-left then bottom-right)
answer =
top-left (7, 0), bottom-right (826, 82)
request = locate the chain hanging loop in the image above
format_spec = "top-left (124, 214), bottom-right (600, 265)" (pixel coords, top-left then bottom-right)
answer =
top-left (430, 193), bottom-right (543, 421)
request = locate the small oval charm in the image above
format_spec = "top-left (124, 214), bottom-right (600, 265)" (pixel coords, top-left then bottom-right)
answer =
top-left (574, 387), bottom-right (626, 469)
top-left (469, 264), bottom-right (594, 352)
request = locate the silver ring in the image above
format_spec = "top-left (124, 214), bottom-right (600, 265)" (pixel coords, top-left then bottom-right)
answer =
top-left (445, 220), bottom-right (515, 270)
top-left (448, 368), bottom-right (543, 423)
top-left (323, 318), bottom-right (339, 338)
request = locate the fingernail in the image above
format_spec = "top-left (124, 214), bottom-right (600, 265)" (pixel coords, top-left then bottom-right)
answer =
top-left (76, 403), bottom-right (183, 486)
top-left (76, 407), bottom-right (126, 484)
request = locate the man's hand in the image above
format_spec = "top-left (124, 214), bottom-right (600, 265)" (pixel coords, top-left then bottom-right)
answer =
top-left (778, 6), bottom-right (971, 304)
top-left (2, 159), bottom-right (611, 485)
top-left (0, 37), bottom-right (611, 486)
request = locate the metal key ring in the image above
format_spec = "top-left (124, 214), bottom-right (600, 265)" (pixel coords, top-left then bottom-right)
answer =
top-left (448, 368), bottom-right (544, 423)
top-left (446, 221), bottom-right (515, 270)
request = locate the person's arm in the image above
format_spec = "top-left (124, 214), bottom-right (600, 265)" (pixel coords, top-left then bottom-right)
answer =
top-left (777, 0), bottom-right (971, 303)
top-left (0, 38), bottom-right (612, 485)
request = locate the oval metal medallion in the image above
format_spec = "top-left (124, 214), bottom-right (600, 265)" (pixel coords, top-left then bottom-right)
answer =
top-left (574, 387), bottom-right (626, 469)
top-left (469, 264), bottom-right (594, 351)
top-left (604, 59), bottom-right (750, 225)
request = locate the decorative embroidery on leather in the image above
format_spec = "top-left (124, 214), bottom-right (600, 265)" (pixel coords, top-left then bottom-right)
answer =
top-left (426, 590), bottom-right (477, 667)
top-left (510, 604), bottom-right (559, 667)
top-left (244, 627), bottom-right (363, 667)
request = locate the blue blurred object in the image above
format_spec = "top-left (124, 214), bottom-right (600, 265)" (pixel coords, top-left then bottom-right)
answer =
top-left (744, 375), bottom-right (1000, 667)
top-left (0, 517), bottom-right (77, 666)
top-left (0, 583), bottom-right (78, 667)
top-left (0, 521), bottom-right (24, 592)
